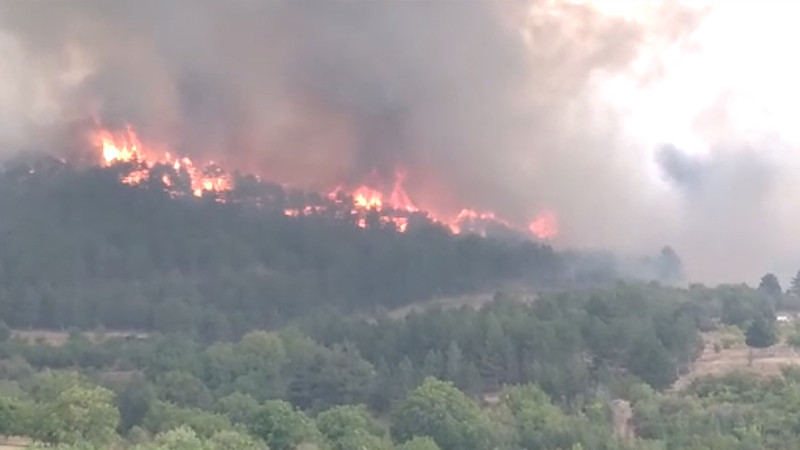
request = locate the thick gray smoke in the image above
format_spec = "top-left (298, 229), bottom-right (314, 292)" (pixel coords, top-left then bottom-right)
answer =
top-left (4, 0), bottom-right (789, 283)
top-left (0, 0), bottom-right (699, 201)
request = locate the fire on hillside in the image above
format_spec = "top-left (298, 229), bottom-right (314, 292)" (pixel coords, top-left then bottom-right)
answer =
top-left (91, 126), bottom-right (558, 240)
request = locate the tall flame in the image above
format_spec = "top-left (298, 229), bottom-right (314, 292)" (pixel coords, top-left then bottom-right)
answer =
top-left (89, 125), bottom-right (558, 240)
top-left (91, 127), bottom-right (231, 199)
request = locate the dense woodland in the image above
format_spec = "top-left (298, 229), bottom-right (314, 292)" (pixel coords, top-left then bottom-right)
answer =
top-left (0, 275), bottom-right (798, 448)
top-left (1, 155), bottom-right (800, 448)
top-left (0, 155), bottom-right (678, 337)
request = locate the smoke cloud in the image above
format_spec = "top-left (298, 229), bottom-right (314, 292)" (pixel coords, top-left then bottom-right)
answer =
top-left (1, 0), bottom-right (795, 284)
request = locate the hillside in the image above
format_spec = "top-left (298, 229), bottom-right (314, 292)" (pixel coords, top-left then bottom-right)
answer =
top-left (0, 155), bottom-right (683, 339)
top-left (0, 155), bottom-right (567, 336)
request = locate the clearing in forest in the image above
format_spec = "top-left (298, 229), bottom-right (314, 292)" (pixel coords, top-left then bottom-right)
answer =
top-left (673, 325), bottom-right (800, 391)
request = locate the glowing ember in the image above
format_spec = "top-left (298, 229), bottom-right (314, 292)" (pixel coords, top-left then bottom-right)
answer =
top-left (90, 124), bottom-right (559, 240)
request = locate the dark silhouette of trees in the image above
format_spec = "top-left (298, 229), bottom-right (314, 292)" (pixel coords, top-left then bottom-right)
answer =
top-left (758, 273), bottom-right (783, 302)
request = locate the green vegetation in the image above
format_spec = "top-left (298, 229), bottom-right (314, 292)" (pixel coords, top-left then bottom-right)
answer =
top-left (0, 278), bottom-right (793, 449)
top-left (0, 156), bottom-right (569, 337)
top-left (0, 156), bottom-right (798, 448)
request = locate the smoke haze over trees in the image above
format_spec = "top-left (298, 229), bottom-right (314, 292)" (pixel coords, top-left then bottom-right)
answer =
top-left (0, 0), bottom-right (797, 282)
top-left (2, 1), bottom-right (800, 449)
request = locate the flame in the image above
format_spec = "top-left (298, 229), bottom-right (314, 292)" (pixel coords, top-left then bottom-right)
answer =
top-left (90, 124), bottom-right (558, 240)
top-left (95, 126), bottom-right (143, 164)
top-left (528, 210), bottom-right (558, 239)
top-left (352, 186), bottom-right (384, 209)
top-left (90, 127), bottom-right (231, 200)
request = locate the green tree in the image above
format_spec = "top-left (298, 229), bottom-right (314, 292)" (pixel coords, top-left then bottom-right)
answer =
top-left (316, 404), bottom-right (387, 450)
top-left (208, 429), bottom-right (269, 450)
top-left (158, 370), bottom-right (213, 409)
top-left (116, 377), bottom-right (157, 433)
top-left (214, 392), bottom-right (260, 426)
top-left (397, 436), bottom-right (442, 450)
top-left (0, 394), bottom-right (28, 437)
top-left (391, 377), bottom-right (500, 450)
top-left (32, 383), bottom-right (120, 446)
top-left (745, 314), bottom-right (778, 349)
top-left (444, 341), bottom-right (464, 387)
top-left (144, 426), bottom-right (206, 450)
top-left (142, 401), bottom-right (232, 438)
top-left (248, 400), bottom-right (322, 450)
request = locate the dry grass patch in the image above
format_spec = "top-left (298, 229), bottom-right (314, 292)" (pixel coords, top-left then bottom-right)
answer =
top-left (12, 329), bottom-right (150, 347)
top-left (673, 327), bottom-right (800, 391)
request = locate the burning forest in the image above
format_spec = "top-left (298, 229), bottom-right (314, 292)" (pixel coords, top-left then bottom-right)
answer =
top-left (90, 125), bottom-right (558, 240)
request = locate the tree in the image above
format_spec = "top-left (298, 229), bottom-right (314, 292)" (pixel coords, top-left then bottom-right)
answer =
top-left (248, 400), bottom-right (322, 450)
top-left (444, 341), bottom-right (464, 387)
top-left (791, 270), bottom-right (800, 298)
top-left (626, 329), bottom-right (678, 389)
top-left (116, 377), bottom-right (157, 433)
top-left (158, 370), bottom-right (213, 409)
top-left (758, 273), bottom-right (783, 303)
top-left (656, 246), bottom-right (683, 282)
top-left (390, 377), bottom-right (501, 450)
top-left (128, 427), bottom-right (266, 450)
top-left (397, 436), bottom-right (442, 450)
top-left (214, 392), bottom-right (260, 426)
top-left (745, 314), bottom-right (778, 349)
top-left (144, 426), bottom-right (206, 450)
top-left (208, 429), bottom-right (269, 450)
top-left (316, 404), bottom-right (389, 450)
top-left (142, 401), bottom-right (232, 438)
top-left (0, 320), bottom-right (11, 343)
top-left (32, 383), bottom-right (121, 446)
top-left (315, 404), bottom-right (384, 442)
top-left (0, 395), bottom-right (28, 437)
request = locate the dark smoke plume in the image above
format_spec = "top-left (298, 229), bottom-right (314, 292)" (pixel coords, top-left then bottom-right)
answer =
top-left (0, 0), bottom-right (743, 279)
top-left (0, 0), bottom-right (700, 204)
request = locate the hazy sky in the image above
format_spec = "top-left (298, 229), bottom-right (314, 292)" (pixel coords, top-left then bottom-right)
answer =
top-left (0, 0), bottom-right (797, 285)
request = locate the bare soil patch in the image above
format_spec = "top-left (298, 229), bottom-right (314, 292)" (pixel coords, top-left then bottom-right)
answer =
top-left (12, 329), bottom-right (150, 347)
top-left (385, 286), bottom-right (539, 319)
top-left (673, 328), bottom-right (800, 391)
top-left (0, 436), bottom-right (31, 449)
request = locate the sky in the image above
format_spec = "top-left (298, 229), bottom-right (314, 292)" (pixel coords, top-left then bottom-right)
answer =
top-left (590, 0), bottom-right (800, 284)
top-left (0, 0), bottom-right (798, 285)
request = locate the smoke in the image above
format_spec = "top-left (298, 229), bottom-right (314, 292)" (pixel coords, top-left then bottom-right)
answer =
top-left (2, 0), bottom-right (795, 283)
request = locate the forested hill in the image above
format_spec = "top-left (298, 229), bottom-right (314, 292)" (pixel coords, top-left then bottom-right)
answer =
top-left (0, 155), bottom-right (680, 337)
top-left (0, 155), bottom-right (568, 336)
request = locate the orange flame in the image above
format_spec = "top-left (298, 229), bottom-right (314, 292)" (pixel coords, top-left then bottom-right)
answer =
top-left (90, 127), bottom-right (231, 200)
top-left (352, 186), bottom-right (384, 209)
top-left (95, 126), bottom-right (143, 164)
top-left (90, 124), bottom-right (558, 240)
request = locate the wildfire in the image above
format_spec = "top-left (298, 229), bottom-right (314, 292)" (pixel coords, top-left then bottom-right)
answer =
top-left (91, 128), bottom-right (231, 199)
top-left (89, 125), bottom-right (558, 240)
top-left (96, 126), bottom-right (143, 164)
top-left (528, 210), bottom-right (558, 240)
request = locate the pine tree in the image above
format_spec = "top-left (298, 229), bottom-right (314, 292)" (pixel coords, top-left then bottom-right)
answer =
top-left (790, 270), bottom-right (800, 297)
top-left (444, 341), bottom-right (464, 386)
top-left (745, 314), bottom-right (778, 349)
top-left (758, 273), bottom-right (783, 302)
